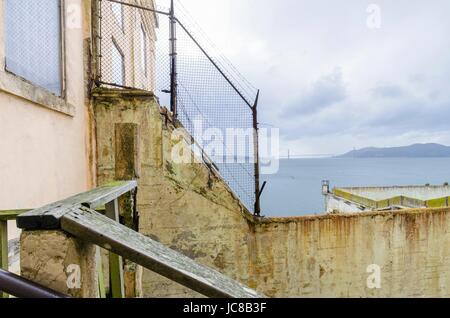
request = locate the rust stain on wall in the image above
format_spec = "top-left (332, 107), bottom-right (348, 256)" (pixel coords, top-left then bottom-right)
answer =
top-left (94, 88), bottom-right (450, 298)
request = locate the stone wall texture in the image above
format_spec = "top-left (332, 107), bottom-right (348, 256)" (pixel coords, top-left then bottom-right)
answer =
top-left (254, 210), bottom-right (450, 297)
top-left (94, 89), bottom-right (450, 298)
top-left (20, 230), bottom-right (98, 298)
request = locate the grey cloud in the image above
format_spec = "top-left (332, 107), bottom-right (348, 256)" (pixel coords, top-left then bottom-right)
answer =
top-left (371, 84), bottom-right (405, 99)
top-left (167, 0), bottom-right (450, 153)
top-left (280, 68), bottom-right (347, 118)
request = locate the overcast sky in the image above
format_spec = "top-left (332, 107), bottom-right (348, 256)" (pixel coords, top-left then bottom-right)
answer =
top-left (157, 0), bottom-right (450, 156)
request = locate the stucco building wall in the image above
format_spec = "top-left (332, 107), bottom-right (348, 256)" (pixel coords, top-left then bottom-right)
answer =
top-left (0, 0), bottom-right (95, 242)
top-left (99, 0), bottom-right (157, 91)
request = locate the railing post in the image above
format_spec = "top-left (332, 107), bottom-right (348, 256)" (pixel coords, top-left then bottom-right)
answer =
top-left (169, 0), bottom-right (178, 118)
top-left (105, 199), bottom-right (125, 298)
top-left (253, 90), bottom-right (261, 216)
top-left (96, 248), bottom-right (106, 298)
top-left (0, 220), bottom-right (8, 298)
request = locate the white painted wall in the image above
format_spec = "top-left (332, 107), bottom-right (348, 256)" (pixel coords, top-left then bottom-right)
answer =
top-left (342, 186), bottom-right (450, 201)
top-left (0, 0), bottom-right (94, 243)
top-left (325, 194), bottom-right (366, 214)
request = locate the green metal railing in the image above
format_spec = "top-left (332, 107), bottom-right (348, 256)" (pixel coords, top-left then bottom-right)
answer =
top-left (0, 209), bottom-right (29, 298)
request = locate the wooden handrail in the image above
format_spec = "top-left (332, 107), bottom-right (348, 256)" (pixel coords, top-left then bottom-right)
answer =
top-left (17, 181), bottom-right (137, 230)
top-left (61, 206), bottom-right (263, 298)
top-left (16, 181), bottom-right (264, 298)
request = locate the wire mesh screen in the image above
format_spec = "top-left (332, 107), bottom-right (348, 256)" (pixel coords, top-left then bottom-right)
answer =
top-left (97, 0), bottom-right (258, 213)
top-left (97, 0), bottom-right (163, 92)
top-left (176, 23), bottom-right (257, 212)
top-left (4, 0), bottom-right (63, 96)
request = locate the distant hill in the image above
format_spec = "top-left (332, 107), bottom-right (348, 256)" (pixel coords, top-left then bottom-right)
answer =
top-left (338, 143), bottom-right (450, 158)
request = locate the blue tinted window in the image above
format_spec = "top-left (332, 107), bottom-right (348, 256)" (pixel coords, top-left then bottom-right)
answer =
top-left (5, 0), bottom-right (62, 96)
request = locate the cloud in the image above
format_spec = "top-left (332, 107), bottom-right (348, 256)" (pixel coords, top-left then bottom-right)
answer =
top-left (159, 0), bottom-right (450, 154)
top-left (281, 68), bottom-right (347, 117)
top-left (371, 84), bottom-right (405, 99)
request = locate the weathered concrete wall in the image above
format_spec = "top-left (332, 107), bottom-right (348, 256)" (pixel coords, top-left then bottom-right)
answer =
top-left (328, 186), bottom-right (450, 213)
top-left (342, 185), bottom-right (450, 201)
top-left (325, 194), bottom-right (366, 214)
top-left (94, 89), bottom-right (450, 298)
top-left (94, 89), bottom-right (256, 297)
top-left (254, 209), bottom-right (450, 297)
top-left (20, 230), bottom-right (98, 298)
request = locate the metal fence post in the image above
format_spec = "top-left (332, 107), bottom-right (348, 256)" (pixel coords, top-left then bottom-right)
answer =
top-left (253, 90), bottom-right (261, 216)
top-left (0, 220), bottom-right (8, 298)
top-left (169, 0), bottom-right (178, 118)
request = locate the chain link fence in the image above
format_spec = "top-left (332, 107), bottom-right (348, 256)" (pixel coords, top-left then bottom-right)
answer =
top-left (95, 0), bottom-right (260, 214)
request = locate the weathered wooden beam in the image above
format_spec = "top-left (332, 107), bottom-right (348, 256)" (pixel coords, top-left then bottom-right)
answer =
top-left (0, 220), bottom-right (8, 298)
top-left (17, 181), bottom-right (137, 230)
top-left (60, 207), bottom-right (264, 298)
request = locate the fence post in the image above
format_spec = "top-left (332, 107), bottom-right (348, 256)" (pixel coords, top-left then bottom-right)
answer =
top-left (105, 199), bottom-right (125, 298)
top-left (0, 220), bottom-right (8, 298)
top-left (253, 90), bottom-right (261, 216)
top-left (169, 0), bottom-right (178, 118)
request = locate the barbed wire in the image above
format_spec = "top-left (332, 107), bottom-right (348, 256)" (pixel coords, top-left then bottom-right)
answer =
top-left (97, 0), bottom-right (258, 212)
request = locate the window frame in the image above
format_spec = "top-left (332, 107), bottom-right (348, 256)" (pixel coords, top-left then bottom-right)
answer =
top-left (3, 0), bottom-right (66, 99)
top-left (140, 23), bottom-right (148, 78)
top-left (111, 2), bottom-right (124, 32)
top-left (111, 37), bottom-right (125, 86)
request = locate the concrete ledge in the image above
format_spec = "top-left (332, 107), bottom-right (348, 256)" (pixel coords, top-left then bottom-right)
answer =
top-left (256, 206), bottom-right (450, 224)
top-left (92, 87), bottom-right (156, 99)
top-left (0, 70), bottom-right (75, 116)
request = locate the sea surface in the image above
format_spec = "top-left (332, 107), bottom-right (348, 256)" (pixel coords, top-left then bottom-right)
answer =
top-left (260, 158), bottom-right (450, 217)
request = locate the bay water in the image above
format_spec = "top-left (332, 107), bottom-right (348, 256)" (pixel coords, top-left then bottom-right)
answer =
top-left (260, 158), bottom-right (450, 217)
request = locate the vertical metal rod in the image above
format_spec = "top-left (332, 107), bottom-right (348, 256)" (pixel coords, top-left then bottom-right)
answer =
top-left (97, 0), bottom-right (103, 83)
top-left (169, 0), bottom-right (178, 118)
top-left (0, 220), bottom-right (8, 298)
top-left (253, 90), bottom-right (261, 216)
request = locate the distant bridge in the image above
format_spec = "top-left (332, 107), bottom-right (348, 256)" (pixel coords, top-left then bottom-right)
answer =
top-left (279, 154), bottom-right (336, 159)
